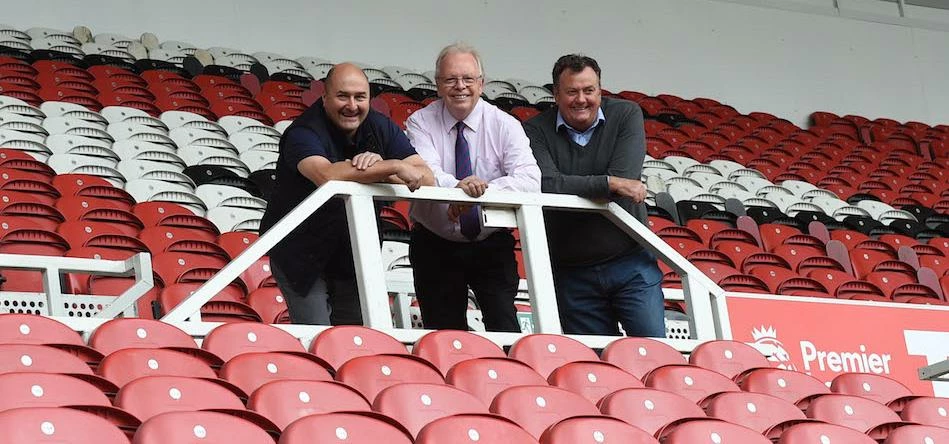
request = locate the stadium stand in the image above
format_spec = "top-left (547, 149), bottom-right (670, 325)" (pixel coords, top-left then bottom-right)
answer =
top-left (0, 12), bottom-right (947, 442)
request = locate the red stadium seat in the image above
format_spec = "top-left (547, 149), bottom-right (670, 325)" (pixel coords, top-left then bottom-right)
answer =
top-left (702, 391), bottom-right (809, 438)
top-left (899, 396), bottom-right (949, 428)
top-left (0, 313), bottom-right (101, 363)
top-left (547, 361), bottom-right (643, 404)
top-left (278, 412), bottom-right (413, 444)
top-left (736, 367), bottom-right (831, 408)
top-left (412, 330), bottom-right (506, 377)
top-left (445, 357), bottom-right (548, 407)
top-left (643, 364), bottom-right (740, 403)
top-left (777, 421), bottom-right (877, 444)
top-left (508, 334), bottom-right (599, 378)
top-left (489, 385), bottom-right (600, 439)
top-left (87, 318), bottom-right (221, 366)
top-left (309, 325), bottom-right (408, 371)
top-left (336, 354), bottom-right (444, 402)
top-left (114, 375), bottom-right (246, 422)
top-left (372, 382), bottom-right (489, 437)
top-left (248, 380), bottom-right (371, 430)
top-left (201, 322), bottom-right (306, 362)
top-left (416, 413), bottom-right (538, 444)
top-left (688, 339), bottom-right (771, 379)
top-left (0, 407), bottom-right (130, 444)
top-left (598, 387), bottom-right (706, 435)
top-left (97, 348), bottom-right (218, 388)
top-left (656, 419), bottom-right (771, 444)
top-left (540, 416), bottom-right (658, 444)
top-left (600, 336), bottom-right (687, 379)
top-left (0, 229), bottom-right (69, 292)
top-left (132, 411), bottom-right (275, 444)
top-left (220, 351), bottom-right (333, 396)
top-left (883, 424), bottom-right (949, 444)
top-left (806, 393), bottom-right (907, 437)
top-left (830, 372), bottom-right (915, 405)
top-left (247, 287), bottom-right (290, 324)
top-left (0, 372), bottom-right (110, 411)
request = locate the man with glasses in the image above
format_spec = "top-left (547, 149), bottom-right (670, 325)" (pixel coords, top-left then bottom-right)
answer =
top-left (407, 43), bottom-right (541, 332)
top-left (260, 62), bottom-right (433, 326)
top-left (523, 54), bottom-right (665, 337)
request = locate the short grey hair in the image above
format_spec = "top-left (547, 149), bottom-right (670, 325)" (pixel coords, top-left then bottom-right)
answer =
top-left (434, 43), bottom-right (484, 79)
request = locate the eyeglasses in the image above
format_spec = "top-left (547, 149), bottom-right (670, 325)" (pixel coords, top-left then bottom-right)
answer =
top-left (438, 75), bottom-right (482, 87)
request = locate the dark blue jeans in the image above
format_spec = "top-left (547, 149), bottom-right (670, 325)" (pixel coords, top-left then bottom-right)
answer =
top-left (553, 249), bottom-right (666, 337)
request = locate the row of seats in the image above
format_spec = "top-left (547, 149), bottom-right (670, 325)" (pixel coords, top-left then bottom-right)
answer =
top-left (0, 313), bottom-right (945, 443)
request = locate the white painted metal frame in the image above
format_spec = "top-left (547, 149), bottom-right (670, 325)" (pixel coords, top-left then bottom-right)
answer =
top-left (161, 181), bottom-right (728, 348)
top-left (0, 252), bottom-right (152, 317)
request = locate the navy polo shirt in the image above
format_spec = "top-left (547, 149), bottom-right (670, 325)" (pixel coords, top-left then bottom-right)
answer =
top-left (259, 99), bottom-right (416, 290)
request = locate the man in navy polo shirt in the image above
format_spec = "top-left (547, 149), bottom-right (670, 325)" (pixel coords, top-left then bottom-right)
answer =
top-left (260, 63), bottom-right (433, 325)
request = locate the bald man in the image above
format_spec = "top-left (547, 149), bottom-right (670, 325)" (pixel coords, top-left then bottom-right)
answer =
top-left (260, 63), bottom-right (433, 325)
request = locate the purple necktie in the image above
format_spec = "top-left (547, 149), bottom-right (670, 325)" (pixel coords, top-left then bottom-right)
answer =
top-left (455, 121), bottom-right (481, 240)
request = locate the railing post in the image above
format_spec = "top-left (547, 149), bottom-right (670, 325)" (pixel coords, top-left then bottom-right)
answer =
top-left (516, 204), bottom-right (562, 334)
top-left (346, 194), bottom-right (393, 329)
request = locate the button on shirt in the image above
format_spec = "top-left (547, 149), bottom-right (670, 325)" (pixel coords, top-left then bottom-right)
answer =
top-left (556, 108), bottom-right (606, 146)
top-left (407, 98), bottom-right (541, 242)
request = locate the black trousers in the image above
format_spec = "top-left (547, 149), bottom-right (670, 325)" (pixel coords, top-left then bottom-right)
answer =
top-left (409, 225), bottom-right (521, 332)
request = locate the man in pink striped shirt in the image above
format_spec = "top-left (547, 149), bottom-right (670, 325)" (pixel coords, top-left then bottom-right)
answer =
top-left (407, 43), bottom-right (541, 332)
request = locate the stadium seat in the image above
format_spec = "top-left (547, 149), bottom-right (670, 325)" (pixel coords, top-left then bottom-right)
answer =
top-left (655, 418), bottom-right (771, 444)
top-left (882, 424), bottom-right (949, 444)
top-left (736, 367), bottom-right (831, 408)
top-left (644, 364), bottom-right (741, 403)
top-left (897, 396), bottom-right (949, 428)
top-left (489, 385), bottom-right (600, 439)
top-left (246, 287), bottom-right (290, 324)
top-left (335, 354), bottom-right (444, 402)
top-left (277, 411), bottom-right (413, 443)
top-left (688, 339), bottom-right (770, 379)
top-left (777, 421), bottom-right (877, 444)
top-left (702, 391), bottom-right (810, 438)
top-left (0, 228), bottom-right (70, 292)
top-left (86, 318), bottom-right (222, 366)
top-left (114, 375), bottom-right (246, 422)
top-left (97, 347), bottom-right (218, 388)
top-left (248, 379), bottom-right (371, 430)
top-left (539, 416), bottom-right (658, 444)
top-left (132, 411), bottom-right (276, 444)
top-left (806, 393), bottom-right (907, 437)
top-left (508, 334), bottom-right (599, 378)
top-left (445, 357), bottom-right (548, 406)
top-left (598, 387), bottom-right (705, 435)
top-left (546, 361), bottom-right (643, 404)
top-left (371, 382), bottom-right (489, 437)
top-left (201, 322), bottom-right (306, 362)
top-left (830, 372), bottom-right (916, 405)
top-left (0, 313), bottom-right (101, 363)
top-left (309, 325), bottom-right (408, 371)
top-left (0, 371), bottom-right (111, 411)
top-left (600, 336), bottom-right (687, 378)
top-left (416, 413), bottom-right (538, 444)
top-left (220, 351), bottom-right (333, 396)
top-left (0, 407), bottom-right (131, 444)
top-left (412, 330), bottom-right (506, 376)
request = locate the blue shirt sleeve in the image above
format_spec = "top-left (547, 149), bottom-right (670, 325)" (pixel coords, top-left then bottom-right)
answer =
top-left (281, 126), bottom-right (329, 170)
top-left (378, 115), bottom-right (417, 161)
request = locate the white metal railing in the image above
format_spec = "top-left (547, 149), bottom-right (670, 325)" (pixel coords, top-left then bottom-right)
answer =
top-left (160, 181), bottom-right (729, 348)
top-left (0, 252), bottom-right (152, 317)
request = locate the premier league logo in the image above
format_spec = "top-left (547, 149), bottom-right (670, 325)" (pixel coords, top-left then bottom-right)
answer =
top-left (752, 326), bottom-right (798, 371)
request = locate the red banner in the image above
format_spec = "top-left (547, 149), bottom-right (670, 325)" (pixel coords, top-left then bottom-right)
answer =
top-left (727, 294), bottom-right (949, 397)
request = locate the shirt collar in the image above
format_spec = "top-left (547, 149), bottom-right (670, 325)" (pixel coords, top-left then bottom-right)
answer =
top-left (440, 98), bottom-right (484, 134)
top-left (556, 107), bottom-right (606, 133)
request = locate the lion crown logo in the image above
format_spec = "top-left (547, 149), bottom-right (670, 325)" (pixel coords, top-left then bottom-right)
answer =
top-left (752, 325), bottom-right (797, 371)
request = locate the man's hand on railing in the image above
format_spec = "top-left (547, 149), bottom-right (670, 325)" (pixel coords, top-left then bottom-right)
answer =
top-left (394, 164), bottom-right (426, 191)
top-left (456, 175), bottom-right (489, 197)
top-left (608, 176), bottom-right (647, 203)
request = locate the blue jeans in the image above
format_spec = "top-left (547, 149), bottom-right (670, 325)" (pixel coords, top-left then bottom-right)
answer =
top-left (553, 249), bottom-right (666, 337)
